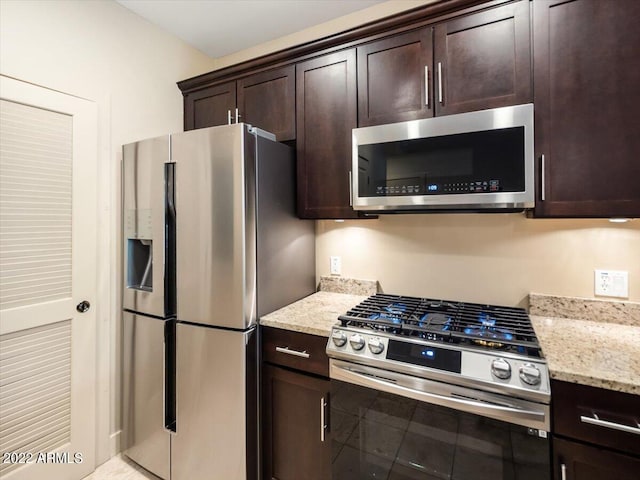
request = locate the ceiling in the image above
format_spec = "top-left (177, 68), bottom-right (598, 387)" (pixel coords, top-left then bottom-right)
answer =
top-left (116, 0), bottom-right (386, 58)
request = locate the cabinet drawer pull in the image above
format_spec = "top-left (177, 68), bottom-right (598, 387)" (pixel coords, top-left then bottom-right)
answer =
top-left (560, 463), bottom-right (567, 480)
top-left (275, 346), bottom-right (310, 358)
top-left (320, 397), bottom-right (327, 442)
top-left (227, 109), bottom-right (232, 125)
top-left (437, 62), bottom-right (443, 104)
top-left (580, 414), bottom-right (640, 435)
top-left (424, 66), bottom-right (429, 107)
top-left (235, 107), bottom-right (240, 124)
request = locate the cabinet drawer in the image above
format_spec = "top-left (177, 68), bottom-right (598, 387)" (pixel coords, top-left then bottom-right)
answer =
top-left (262, 326), bottom-right (329, 377)
top-left (552, 380), bottom-right (640, 456)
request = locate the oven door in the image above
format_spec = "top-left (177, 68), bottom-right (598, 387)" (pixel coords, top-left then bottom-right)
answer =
top-left (330, 360), bottom-right (551, 480)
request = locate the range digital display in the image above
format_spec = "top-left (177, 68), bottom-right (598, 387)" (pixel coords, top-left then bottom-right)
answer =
top-left (387, 341), bottom-right (462, 373)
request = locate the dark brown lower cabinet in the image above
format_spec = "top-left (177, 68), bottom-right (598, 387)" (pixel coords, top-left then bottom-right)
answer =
top-left (551, 380), bottom-right (640, 480)
top-left (553, 437), bottom-right (640, 480)
top-left (263, 364), bottom-right (331, 480)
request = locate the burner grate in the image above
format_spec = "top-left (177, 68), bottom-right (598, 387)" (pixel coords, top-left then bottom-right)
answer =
top-left (339, 293), bottom-right (542, 356)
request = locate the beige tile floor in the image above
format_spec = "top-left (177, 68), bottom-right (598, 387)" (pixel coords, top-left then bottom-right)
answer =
top-left (82, 455), bottom-right (160, 480)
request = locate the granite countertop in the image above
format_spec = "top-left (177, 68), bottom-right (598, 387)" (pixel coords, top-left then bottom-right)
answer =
top-left (530, 293), bottom-right (640, 396)
top-left (531, 315), bottom-right (640, 395)
top-left (260, 291), bottom-right (368, 337)
top-left (260, 276), bottom-right (377, 336)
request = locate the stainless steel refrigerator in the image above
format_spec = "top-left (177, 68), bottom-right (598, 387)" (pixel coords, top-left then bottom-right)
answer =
top-left (122, 124), bottom-right (315, 480)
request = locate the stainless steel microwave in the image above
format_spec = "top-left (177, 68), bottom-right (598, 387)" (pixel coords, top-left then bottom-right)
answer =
top-left (352, 104), bottom-right (534, 212)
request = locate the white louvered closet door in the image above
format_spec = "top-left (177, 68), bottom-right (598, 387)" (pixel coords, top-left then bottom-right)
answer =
top-left (0, 76), bottom-right (97, 480)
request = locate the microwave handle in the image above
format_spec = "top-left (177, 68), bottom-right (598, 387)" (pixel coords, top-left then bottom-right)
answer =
top-left (348, 170), bottom-right (353, 207)
top-left (540, 154), bottom-right (546, 201)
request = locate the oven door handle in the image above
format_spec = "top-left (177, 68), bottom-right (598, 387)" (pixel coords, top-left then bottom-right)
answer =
top-left (331, 362), bottom-right (548, 430)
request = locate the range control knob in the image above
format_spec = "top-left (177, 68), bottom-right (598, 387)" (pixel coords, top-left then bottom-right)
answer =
top-left (349, 334), bottom-right (365, 351)
top-left (368, 337), bottom-right (385, 355)
top-left (519, 363), bottom-right (542, 386)
top-left (491, 358), bottom-right (512, 380)
top-left (331, 330), bottom-right (347, 347)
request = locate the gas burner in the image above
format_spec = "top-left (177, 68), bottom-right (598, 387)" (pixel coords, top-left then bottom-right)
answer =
top-left (419, 313), bottom-right (451, 330)
top-left (462, 312), bottom-right (515, 347)
top-left (368, 302), bottom-right (407, 325)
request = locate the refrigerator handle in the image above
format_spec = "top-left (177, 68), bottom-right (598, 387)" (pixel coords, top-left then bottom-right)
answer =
top-left (163, 319), bottom-right (177, 434)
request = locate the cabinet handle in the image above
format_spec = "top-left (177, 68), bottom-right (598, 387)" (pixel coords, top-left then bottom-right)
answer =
top-left (560, 463), bottom-right (567, 480)
top-left (320, 397), bottom-right (327, 442)
top-left (227, 109), bottom-right (232, 125)
top-left (424, 66), bottom-right (429, 107)
top-left (437, 62), bottom-right (443, 104)
top-left (541, 154), bottom-right (546, 201)
top-left (275, 346), bottom-right (310, 358)
top-left (235, 107), bottom-right (240, 124)
top-left (348, 171), bottom-right (353, 207)
top-left (580, 414), bottom-right (640, 435)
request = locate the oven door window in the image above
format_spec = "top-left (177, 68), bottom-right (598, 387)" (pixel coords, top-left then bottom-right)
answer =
top-left (331, 379), bottom-right (550, 480)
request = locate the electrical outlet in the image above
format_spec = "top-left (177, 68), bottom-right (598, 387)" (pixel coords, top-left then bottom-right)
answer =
top-left (594, 270), bottom-right (629, 298)
top-left (330, 256), bottom-right (341, 275)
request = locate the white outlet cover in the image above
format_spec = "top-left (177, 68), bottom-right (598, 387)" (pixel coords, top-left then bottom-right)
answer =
top-left (594, 270), bottom-right (629, 298)
top-left (330, 256), bottom-right (342, 275)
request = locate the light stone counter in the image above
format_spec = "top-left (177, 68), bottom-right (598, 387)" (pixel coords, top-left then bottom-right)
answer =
top-left (260, 291), bottom-right (368, 337)
top-left (530, 293), bottom-right (640, 395)
top-left (532, 315), bottom-right (640, 395)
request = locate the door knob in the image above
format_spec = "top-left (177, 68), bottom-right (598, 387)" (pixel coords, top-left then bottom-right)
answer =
top-left (76, 301), bottom-right (91, 313)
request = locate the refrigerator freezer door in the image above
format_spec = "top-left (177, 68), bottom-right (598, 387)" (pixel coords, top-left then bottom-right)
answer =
top-left (122, 312), bottom-right (170, 480)
top-left (122, 135), bottom-right (171, 317)
top-left (173, 124), bottom-right (257, 329)
top-left (173, 322), bottom-right (257, 480)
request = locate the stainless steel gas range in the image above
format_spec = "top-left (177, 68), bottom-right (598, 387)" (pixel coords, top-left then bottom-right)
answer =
top-left (326, 293), bottom-right (551, 480)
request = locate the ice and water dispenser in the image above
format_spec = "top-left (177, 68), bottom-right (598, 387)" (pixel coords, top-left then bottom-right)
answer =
top-left (122, 136), bottom-right (172, 318)
top-left (126, 209), bottom-right (153, 291)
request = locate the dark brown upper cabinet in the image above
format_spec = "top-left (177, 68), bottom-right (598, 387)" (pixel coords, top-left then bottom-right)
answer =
top-left (357, 28), bottom-right (433, 127)
top-left (184, 81), bottom-right (236, 131)
top-left (236, 66), bottom-right (295, 141)
top-left (296, 49), bottom-right (359, 219)
top-left (533, 0), bottom-right (640, 217)
top-left (356, 1), bottom-right (531, 126)
top-left (183, 65), bottom-right (295, 142)
top-left (434, 0), bottom-right (531, 116)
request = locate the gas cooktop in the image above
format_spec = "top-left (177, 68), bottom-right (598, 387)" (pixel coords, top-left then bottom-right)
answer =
top-left (327, 293), bottom-right (550, 403)
top-left (338, 293), bottom-right (541, 357)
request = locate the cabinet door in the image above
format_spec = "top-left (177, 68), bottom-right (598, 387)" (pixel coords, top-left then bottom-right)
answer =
top-left (237, 65), bottom-right (295, 141)
top-left (296, 50), bottom-right (359, 219)
top-left (183, 81), bottom-right (236, 130)
top-left (553, 437), bottom-right (640, 480)
top-left (533, 0), bottom-right (640, 217)
top-left (433, 0), bottom-right (531, 116)
top-left (263, 364), bottom-right (330, 480)
top-left (357, 28), bottom-right (433, 126)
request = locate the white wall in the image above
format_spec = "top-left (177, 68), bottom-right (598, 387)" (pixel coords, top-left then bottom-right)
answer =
top-left (0, 0), bottom-right (216, 466)
top-left (317, 216), bottom-right (640, 305)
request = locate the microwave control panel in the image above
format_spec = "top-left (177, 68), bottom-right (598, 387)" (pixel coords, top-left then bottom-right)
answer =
top-left (375, 179), bottom-right (501, 196)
